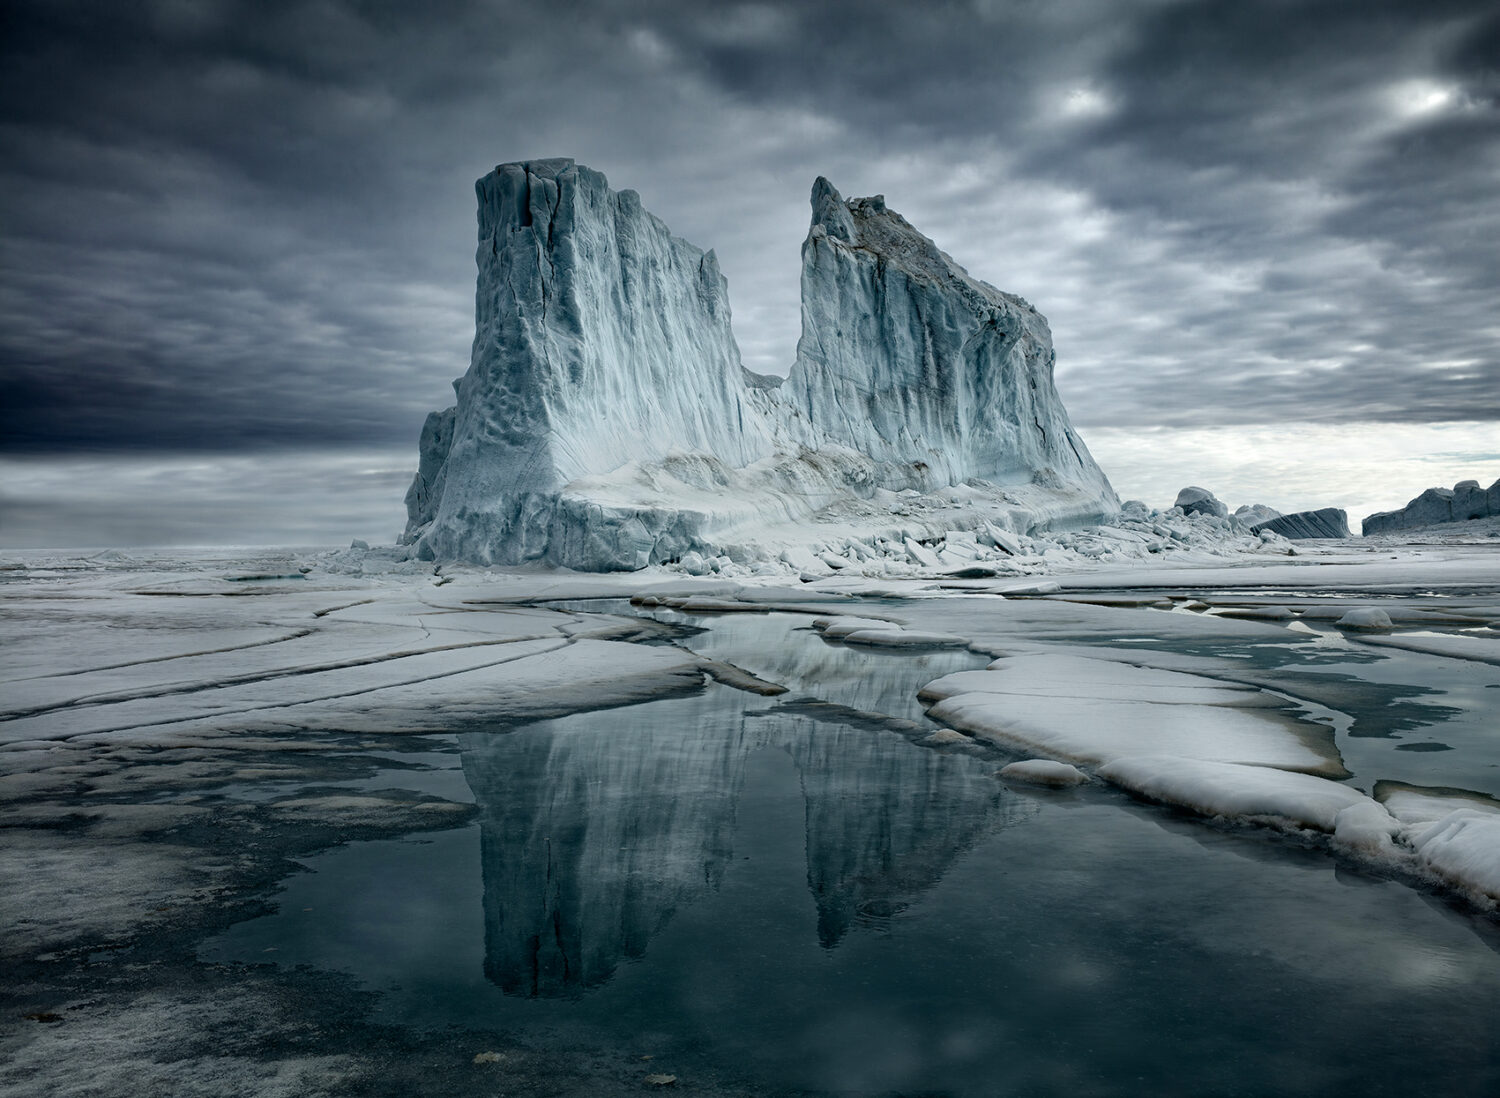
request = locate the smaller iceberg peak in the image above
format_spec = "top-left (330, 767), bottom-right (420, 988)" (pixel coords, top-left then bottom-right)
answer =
top-left (809, 177), bottom-right (997, 309)
top-left (809, 176), bottom-right (856, 242)
top-left (786, 175), bottom-right (1116, 505)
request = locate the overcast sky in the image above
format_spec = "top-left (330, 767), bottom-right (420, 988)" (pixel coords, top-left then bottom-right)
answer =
top-left (2, 0), bottom-right (1497, 543)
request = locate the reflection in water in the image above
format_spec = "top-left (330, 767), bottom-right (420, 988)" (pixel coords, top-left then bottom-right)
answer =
top-left (462, 680), bottom-right (1030, 996)
top-left (668, 607), bottom-right (974, 726)
top-left (203, 603), bottom-right (1500, 1094)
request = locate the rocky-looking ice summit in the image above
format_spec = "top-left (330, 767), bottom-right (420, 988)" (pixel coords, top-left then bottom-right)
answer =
top-left (405, 158), bottom-right (1117, 569)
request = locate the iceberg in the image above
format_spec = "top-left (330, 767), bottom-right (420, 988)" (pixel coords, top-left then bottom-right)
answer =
top-left (1232, 503), bottom-right (1281, 528)
top-left (1249, 507), bottom-right (1350, 540)
top-left (783, 180), bottom-right (1115, 505)
top-left (404, 159), bottom-right (1118, 570)
top-left (1173, 486), bottom-right (1227, 518)
top-left (1362, 478), bottom-right (1500, 534)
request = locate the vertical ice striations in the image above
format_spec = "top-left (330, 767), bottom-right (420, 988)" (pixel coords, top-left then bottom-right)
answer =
top-left (785, 178), bottom-right (1116, 513)
top-left (406, 161), bottom-right (1118, 568)
top-left (411, 159), bottom-right (775, 565)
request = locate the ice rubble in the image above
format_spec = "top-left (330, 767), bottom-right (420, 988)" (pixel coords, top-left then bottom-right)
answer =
top-left (1336, 607), bottom-right (1392, 632)
top-left (1377, 786), bottom-right (1500, 903)
top-left (403, 159), bottom-right (1118, 570)
top-left (1174, 486), bottom-right (1227, 518)
top-left (1233, 503), bottom-right (1281, 527)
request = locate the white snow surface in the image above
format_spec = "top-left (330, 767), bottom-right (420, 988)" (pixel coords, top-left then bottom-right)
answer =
top-left (0, 560), bottom-right (707, 748)
top-left (922, 652), bottom-right (1343, 776)
top-left (1336, 607), bottom-right (1393, 631)
top-left (1409, 811), bottom-right (1500, 902)
top-left (998, 759), bottom-right (1088, 787)
top-left (814, 615), bottom-right (900, 639)
top-left (1096, 756), bottom-right (1375, 832)
top-left (404, 160), bottom-right (1117, 570)
top-left (931, 692), bottom-right (1343, 776)
top-left (1376, 786), bottom-right (1500, 901)
top-left (1377, 785), bottom-right (1500, 827)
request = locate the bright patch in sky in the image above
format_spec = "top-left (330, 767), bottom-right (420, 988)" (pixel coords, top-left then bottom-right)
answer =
top-left (1386, 78), bottom-right (1459, 119)
top-left (1049, 85), bottom-right (1115, 122)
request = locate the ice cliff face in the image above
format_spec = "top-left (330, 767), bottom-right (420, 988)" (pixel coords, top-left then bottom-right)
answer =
top-left (412, 159), bottom-right (775, 564)
top-left (785, 179), bottom-right (1113, 504)
top-left (406, 160), bottom-right (1118, 569)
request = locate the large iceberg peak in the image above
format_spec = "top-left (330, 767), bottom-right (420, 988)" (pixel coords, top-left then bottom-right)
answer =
top-left (411, 158), bottom-right (777, 565)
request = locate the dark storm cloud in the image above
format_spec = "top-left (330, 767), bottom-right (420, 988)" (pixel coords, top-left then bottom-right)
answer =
top-left (1, 0), bottom-right (1496, 453)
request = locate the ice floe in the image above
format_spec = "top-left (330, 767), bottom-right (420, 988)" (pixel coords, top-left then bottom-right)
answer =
top-left (1409, 811), bottom-right (1500, 903)
top-left (930, 691), bottom-right (1345, 776)
top-left (1096, 756), bottom-right (1373, 831)
top-left (997, 759), bottom-right (1088, 787)
top-left (1336, 607), bottom-right (1394, 631)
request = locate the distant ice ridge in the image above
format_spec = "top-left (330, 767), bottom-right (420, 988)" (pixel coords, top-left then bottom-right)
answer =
top-left (1250, 507), bottom-right (1350, 540)
top-left (1362, 478), bottom-right (1500, 535)
top-left (404, 159), bottom-right (1118, 569)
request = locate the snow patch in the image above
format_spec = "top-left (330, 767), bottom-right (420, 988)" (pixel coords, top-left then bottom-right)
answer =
top-left (1097, 756), bottom-right (1371, 832)
top-left (998, 759), bottom-right (1088, 787)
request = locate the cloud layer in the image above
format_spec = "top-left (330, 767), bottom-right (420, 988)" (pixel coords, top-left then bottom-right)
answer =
top-left (3, 0), bottom-right (1497, 454)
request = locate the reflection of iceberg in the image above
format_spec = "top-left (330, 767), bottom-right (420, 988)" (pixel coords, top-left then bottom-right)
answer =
top-left (787, 720), bottom-right (1021, 947)
top-left (461, 686), bottom-right (1032, 997)
top-left (461, 691), bottom-right (749, 997)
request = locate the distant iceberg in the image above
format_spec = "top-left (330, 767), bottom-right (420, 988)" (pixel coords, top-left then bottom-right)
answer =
top-left (1251, 507), bottom-right (1350, 540)
top-left (1362, 478), bottom-right (1500, 535)
top-left (405, 159), bottom-right (1118, 569)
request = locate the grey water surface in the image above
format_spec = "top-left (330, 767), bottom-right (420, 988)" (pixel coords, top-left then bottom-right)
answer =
top-left (203, 609), bottom-right (1500, 1096)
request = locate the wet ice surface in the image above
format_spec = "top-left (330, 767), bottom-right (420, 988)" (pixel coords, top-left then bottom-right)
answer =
top-left (7, 547), bottom-right (1500, 1095)
top-left (207, 726), bottom-right (1500, 1096)
top-left (203, 605), bottom-right (1500, 1095)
